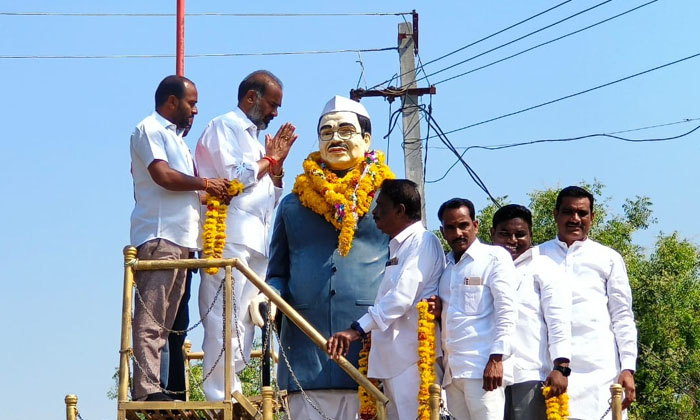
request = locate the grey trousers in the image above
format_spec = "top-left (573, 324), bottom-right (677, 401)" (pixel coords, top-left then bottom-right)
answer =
top-left (505, 380), bottom-right (547, 420)
top-left (132, 238), bottom-right (189, 400)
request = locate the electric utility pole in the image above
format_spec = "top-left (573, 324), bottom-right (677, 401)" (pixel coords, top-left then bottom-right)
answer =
top-left (351, 11), bottom-right (434, 226)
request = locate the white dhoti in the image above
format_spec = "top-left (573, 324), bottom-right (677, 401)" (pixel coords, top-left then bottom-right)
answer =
top-left (287, 389), bottom-right (359, 420)
top-left (199, 242), bottom-right (268, 401)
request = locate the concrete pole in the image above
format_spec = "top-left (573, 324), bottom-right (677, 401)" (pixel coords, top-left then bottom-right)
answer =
top-left (398, 22), bottom-right (427, 226)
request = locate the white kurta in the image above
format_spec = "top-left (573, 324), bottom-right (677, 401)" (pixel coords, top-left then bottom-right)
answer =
top-left (539, 237), bottom-right (637, 420)
top-left (439, 239), bottom-right (517, 385)
top-left (357, 221), bottom-right (445, 379)
top-left (511, 247), bottom-right (571, 384)
top-left (194, 107), bottom-right (282, 401)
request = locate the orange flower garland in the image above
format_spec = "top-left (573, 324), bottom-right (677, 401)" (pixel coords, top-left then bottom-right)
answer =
top-left (357, 336), bottom-right (380, 419)
top-left (202, 180), bottom-right (244, 275)
top-left (292, 150), bottom-right (394, 256)
top-left (542, 386), bottom-right (570, 420)
top-left (416, 301), bottom-right (437, 420)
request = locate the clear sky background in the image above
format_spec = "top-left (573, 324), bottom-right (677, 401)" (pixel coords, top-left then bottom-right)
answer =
top-left (1, 1), bottom-right (698, 419)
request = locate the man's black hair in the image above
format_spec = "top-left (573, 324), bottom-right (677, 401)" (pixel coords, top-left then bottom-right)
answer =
top-left (155, 75), bottom-right (193, 109)
top-left (237, 70), bottom-right (282, 102)
top-left (492, 204), bottom-right (532, 231)
top-left (380, 179), bottom-right (421, 221)
top-left (555, 186), bottom-right (595, 212)
top-left (438, 198), bottom-right (476, 222)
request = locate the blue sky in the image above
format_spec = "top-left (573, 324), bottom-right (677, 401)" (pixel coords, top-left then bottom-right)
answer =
top-left (1, 1), bottom-right (699, 419)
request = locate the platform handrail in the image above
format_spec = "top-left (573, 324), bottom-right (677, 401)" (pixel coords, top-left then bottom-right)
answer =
top-left (121, 246), bottom-right (389, 419)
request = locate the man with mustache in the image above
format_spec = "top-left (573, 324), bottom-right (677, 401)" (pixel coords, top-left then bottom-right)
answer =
top-left (195, 70), bottom-right (298, 401)
top-left (327, 179), bottom-right (445, 420)
top-left (430, 197), bottom-right (517, 419)
top-left (539, 186), bottom-right (637, 419)
top-left (490, 204), bottom-right (571, 420)
top-left (129, 75), bottom-right (230, 401)
top-left (266, 96), bottom-right (393, 419)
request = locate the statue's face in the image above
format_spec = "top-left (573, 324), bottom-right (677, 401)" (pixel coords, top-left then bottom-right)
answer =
top-left (318, 111), bottom-right (371, 171)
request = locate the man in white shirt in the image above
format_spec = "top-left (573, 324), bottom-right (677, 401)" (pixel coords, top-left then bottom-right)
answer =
top-left (539, 186), bottom-right (637, 419)
top-left (429, 197), bottom-right (517, 420)
top-left (130, 75), bottom-right (230, 401)
top-left (327, 179), bottom-right (445, 420)
top-left (195, 70), bottom-right (297, 401)
top-left (490, 204), bottom-right (571, 420)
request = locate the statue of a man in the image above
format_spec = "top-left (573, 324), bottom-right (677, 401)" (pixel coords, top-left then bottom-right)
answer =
top-left (264, 96), bottom-right (394, 419)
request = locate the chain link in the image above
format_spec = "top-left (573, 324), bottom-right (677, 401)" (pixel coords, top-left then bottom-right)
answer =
top-left (133, 275), bottom-right (225, 335)
top-left (272, 323), bottom-right (334, 420)
top-left (76, 411), bottom-right (85, 420)
top-left (598, 397), bottom-right (613, 420)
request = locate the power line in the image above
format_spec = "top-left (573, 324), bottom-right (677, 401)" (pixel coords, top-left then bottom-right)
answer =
top-left (427, 120), bottom-right (700, 184)
top-left (433, 0), bottom-right (659, 86)
top-left (419, 105), bottom-right (501, 206)
top-left (434, 51), bottom-right (700, 137)
top-left (408, 0), bottom-right (613, 88)
top-left (0, 11), bottom-right (412, 17)
top-left (0, 47), bottom-right (396, 60)
top-left (366, 0), bottom-right (573, 90)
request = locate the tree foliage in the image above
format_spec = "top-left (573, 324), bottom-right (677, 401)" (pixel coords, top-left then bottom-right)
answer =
top-left (465, 181), bottom-right (700, 419)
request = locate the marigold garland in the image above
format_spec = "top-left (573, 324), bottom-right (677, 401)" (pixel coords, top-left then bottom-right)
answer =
top-left (542, 386), bottom-right (570, 420)
top-left (202, 180), bottom-right (244, 275)
top-left (416, 301), bottom-right (437, 420)
top-left (292, 150), bottom-right (394, 256)
top-left (357, 336), bottom-right (380, 419)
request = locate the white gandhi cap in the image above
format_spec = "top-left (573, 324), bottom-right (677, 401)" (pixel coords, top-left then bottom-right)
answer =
top-left (321, 95), bottom-right (370, 120)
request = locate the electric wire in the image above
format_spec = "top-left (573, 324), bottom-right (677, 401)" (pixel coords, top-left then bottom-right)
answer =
top-left (427, 120), bottom-right (700, 184)
top-left (419, 105), bottom-right (501, 206)
top-left (366, 0), bottom-right (573, 90)
top-left (0, 47), bottom-right (396, 60)
top-left (433, 51), bottom-right (700, 137)
top-left (405, 0), bottom-right (614, 89)
top-left (0, 11), bottom-right (412, 17)
top-left (433, 0), bottom-right (658, 86)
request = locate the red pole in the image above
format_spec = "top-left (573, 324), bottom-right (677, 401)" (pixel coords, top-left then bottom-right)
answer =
top-left (176, 0), bottom-right (185, 76)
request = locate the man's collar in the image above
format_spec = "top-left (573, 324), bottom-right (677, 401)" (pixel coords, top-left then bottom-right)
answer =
top-left (450, 238), bottom-right (482, 264)
top-left (555, 235), bottom-right (589, 250)
top-left (391, 221), bottom-right (424, 246)
top-left (514, 247), bottom-right (534, 265)
top-left (153, 111), bottom-right (178, 132)
top-left (234, 106), bottom-right (258, 135)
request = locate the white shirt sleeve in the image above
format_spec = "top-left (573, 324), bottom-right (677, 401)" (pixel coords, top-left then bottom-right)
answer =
top-left (198, 119), bottom-right (259, 186)
top-left (132, 126), bottom-right (169, 166)
top-left (607, 252), bottom-right (638, 371)
top-left (538, 262), bottom-right (572, 362)
top-left (488, 254), bottom-right (517, 356)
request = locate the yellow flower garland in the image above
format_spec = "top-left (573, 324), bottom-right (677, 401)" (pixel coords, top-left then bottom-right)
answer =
top-left (202, 180), bottom-right (244, 275)
top-left (542, 386), bottom-right (570, 420)
top-left (357, 336), bottom-right (380, 419)
top-left (292, 150), bottom-right (394, 256)
top-left (416, 301), bottom-right (437, 420)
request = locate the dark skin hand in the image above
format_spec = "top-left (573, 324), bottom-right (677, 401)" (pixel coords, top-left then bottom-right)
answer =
top-left (425, 295), bottom-right (442, 318)
top-left (544, 360), bottom-right (569, 397)
top-left (483, 354), bottom-right (504, 391)
top-left (148, 160), bottom-right (231, 203)
top-left (259, 123), bottom-right (298, 187)
top-left (619, 369), bottom-right (636, 409)
top-left (327, 328), bottom-right (361, 360)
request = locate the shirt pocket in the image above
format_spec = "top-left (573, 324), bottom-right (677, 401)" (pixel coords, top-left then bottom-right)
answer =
top-left (460, 285), bottom-right (485, 315)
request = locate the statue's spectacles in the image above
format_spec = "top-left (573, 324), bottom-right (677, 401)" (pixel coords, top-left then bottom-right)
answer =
top-left (319, 126), bottom-right (359, 141)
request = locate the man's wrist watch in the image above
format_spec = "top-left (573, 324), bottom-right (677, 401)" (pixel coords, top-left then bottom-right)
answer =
top-left (553, 365), bottom-right (572, 377)
top-left (350, 321), bottom-right (367, 340)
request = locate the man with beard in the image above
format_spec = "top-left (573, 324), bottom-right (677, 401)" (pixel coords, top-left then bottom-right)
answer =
top-left (429, 198), bottom-right (517, 419)
top-left (265, 96), bottom-right (393, 419)
top-left (130, 75), bottom-right (230, 401)
top-left (490, 204), bottom-right (571, 420)
top-left (539, 186), bottom-right (637, 419)
top-left (195, 70), bottom-right (297, 401)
